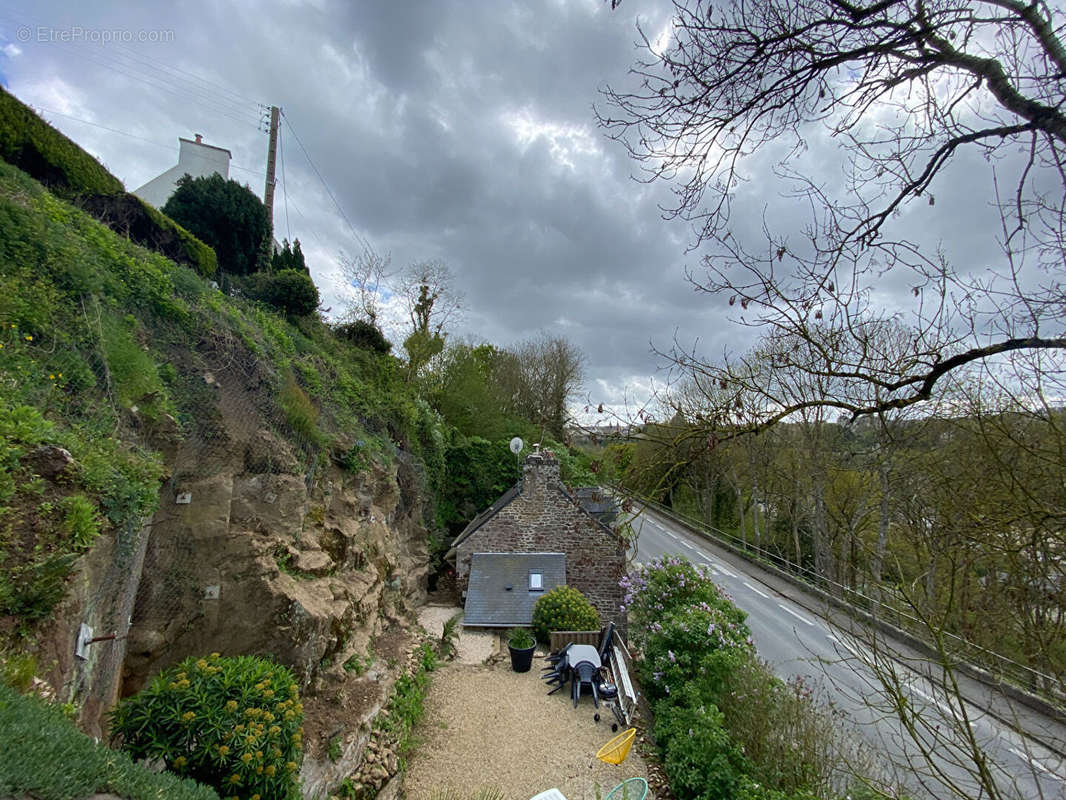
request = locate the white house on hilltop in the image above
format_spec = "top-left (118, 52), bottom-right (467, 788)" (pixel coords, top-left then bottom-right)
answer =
top-left (133, 134), bottom-right (231, 209)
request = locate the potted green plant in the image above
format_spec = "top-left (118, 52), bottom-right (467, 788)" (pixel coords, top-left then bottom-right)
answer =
top-left (506, 627), bottom-right (536, 672)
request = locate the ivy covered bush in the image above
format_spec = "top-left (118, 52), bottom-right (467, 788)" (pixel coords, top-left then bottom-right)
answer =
top-left (111, 654), bottom-right (304, 800)
top-left (531, 585), bottom-right (599, 643)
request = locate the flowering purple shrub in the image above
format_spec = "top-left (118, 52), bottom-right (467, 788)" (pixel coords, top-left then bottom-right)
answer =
top-left (622, 555), bottom-right (747, 649)
top-left (642, 606), bottom-right (753, 703)
top-left (620, 556), bottom-right (839, 799)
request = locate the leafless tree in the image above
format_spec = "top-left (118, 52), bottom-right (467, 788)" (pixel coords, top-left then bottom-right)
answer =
top-left (395, 259), bottom-right (463, 381)
top-left (397, 259), bottom-right (463, 339)
top-left (599, 0), bottom-right (1066, 424)
top-left (338, 245), bottom-right (392, 325)
top-left (502, 334), bottom-right (586, 440)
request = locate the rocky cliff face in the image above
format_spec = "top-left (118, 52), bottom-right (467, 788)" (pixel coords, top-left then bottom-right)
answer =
top-left (124, 368), bottom-right (430, 699)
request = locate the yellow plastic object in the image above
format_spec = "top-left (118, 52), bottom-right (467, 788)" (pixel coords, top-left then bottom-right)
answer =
top-left (596, 727), bottom-right (636, 765)
top-left (604, 777), bottom-right (648, 800)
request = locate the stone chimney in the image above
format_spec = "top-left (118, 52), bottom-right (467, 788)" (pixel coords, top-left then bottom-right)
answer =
top-left (522, 452), bottom-right (560, 499)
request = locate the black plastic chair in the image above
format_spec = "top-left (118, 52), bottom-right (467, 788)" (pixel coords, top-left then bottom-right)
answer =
top-left (598, 622), bottom-right (616, 665)
top-left (571, 661), bottom-right (600, 708)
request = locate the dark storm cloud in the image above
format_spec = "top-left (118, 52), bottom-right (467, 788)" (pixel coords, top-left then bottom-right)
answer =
top-left (4, 0), bottom-right (1001, 417)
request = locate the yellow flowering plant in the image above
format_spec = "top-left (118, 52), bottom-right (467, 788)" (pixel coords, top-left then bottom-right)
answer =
top-left (110, 653), bottom-right (304, 799)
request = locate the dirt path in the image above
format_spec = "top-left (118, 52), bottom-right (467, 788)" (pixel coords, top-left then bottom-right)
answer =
top-left (403, 653), bottom-right (653, 800)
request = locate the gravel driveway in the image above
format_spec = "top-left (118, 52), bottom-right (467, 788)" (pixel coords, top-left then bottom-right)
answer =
top-left (404, 608), bottom-right (653, 800)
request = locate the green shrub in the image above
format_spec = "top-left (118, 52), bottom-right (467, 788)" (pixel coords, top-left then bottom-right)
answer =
top-left (278, 373), bottom-right (320, 443)
top-left (163, 174), bottom-right (269, 276)
top-left (717, 654), bottom-right (837, 797)
top-left (7, 553), bottom-right (80, 621)
top-left (625, 556), bottom-right (846, 800)
top-left (653, 694), bottom-right (746, 800)
top-left (110, 654), bottom-right (303, 800)
top-left (640, 604), bottom-right (752, 704)
top-left (531, 585), bottom-right (599, 643)
top-left (57, 494), bottom-right (100, 549)
top-left (245, 270), bottom-right (320, 317)
top-left (0, 683), bottom-right (219, 800)
top-left (0, 651), bottom-right (37, 691)
top-left (334, 318), bottom-right (392, 354)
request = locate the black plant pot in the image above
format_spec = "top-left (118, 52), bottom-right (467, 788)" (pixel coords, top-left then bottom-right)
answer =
top-left (508, 643), bottom-right (536, 672)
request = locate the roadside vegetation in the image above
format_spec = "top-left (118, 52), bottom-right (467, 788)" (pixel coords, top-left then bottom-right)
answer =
top-left (605, 404), bottom-right (1066, 699)
top-left (625, 556), bottom-right (895, 800)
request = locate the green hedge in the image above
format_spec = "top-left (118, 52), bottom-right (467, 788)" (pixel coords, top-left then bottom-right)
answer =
top-left (0, 86), bottom-right (124, 198)
top-left (0, 683), bottom-right (219, 800)
top-left (77, 192), bottom-right (218, 277)
top-left (0, 87), bottom-right (216, 276)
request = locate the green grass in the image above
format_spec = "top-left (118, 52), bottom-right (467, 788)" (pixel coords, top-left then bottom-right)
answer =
top-left (0, 683), bottom-right (219, 800)
top-left (0, 155), bottom-right (454, 638)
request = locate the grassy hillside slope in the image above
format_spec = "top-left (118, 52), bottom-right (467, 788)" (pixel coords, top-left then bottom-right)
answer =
top-left (0, 157), bottom-right (446, 639)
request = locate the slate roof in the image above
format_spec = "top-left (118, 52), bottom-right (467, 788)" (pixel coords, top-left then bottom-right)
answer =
top-left (574, 487), bottom-right (619, 525)
top-left (463, 552), bottom-right (566, 627)
top-left (444, 482), bottom-right (521, 561)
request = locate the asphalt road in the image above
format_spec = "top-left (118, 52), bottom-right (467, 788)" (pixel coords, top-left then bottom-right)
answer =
top-left (633, 507), bottom-right (1066, 800)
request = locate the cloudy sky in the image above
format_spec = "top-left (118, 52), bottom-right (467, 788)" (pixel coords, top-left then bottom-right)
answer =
top-left (0, 0), bottom-right (1012, 419)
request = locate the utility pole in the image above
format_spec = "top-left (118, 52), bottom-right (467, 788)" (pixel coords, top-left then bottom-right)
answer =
top-left (263, 105), bottom-right (280, 232)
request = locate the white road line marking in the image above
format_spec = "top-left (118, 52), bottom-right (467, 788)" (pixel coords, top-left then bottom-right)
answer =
top-left (1009, 747), bottom-right (1061, 779)
top-left (681, 541), bottom-right (697, 551)
top-left (705, 559), bottom-right (737, 578)
top-left (901, 679), bottom-right (960, 719)
top-left (1006, 750), bottom-right (1057, 780)
top-left (778, 603), bottom-right (815, 626)
top-left (827, 634), bottom-right (858, 658)
top-left (829, 634), bottom-right (885, 670)
top-left (743, 581), bottom-right (770, 598)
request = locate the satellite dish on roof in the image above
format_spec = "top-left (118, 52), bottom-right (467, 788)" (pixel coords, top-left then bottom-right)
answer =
top-left (509, 437), bottom-right (524, 455)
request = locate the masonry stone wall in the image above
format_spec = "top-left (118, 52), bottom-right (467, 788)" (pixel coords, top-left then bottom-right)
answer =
top-left (455, 453), bottom-right (627, 627)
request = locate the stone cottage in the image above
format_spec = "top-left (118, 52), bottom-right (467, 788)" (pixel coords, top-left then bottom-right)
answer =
top-left (446, 451), bottom-right (627, 628)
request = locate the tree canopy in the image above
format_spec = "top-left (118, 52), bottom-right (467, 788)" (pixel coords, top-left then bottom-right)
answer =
top-left (600, 0), bottom-right (1066, 426)
top-left (272, 238), bottom-right (308, 274)
top-left (162, 173), bottom-right (269, 276)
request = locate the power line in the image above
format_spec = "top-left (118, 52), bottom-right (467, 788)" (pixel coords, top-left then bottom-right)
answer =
top-left (32, 107), bottom-right (265, 181)
top-left (0, 9), bottom-right (263, 123)
top-left (75, 41), bottom-right (261, 122)
top-left (281, 110), bottom-right (370, 253)
top-left (50, 45), bottom-right (260, 127)
top-left (107, 41), bottom-right (264, 108)
top-left (34, 107), bottom-right (175, 152)
top-left (279, 122), bottom-right (291, 242)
